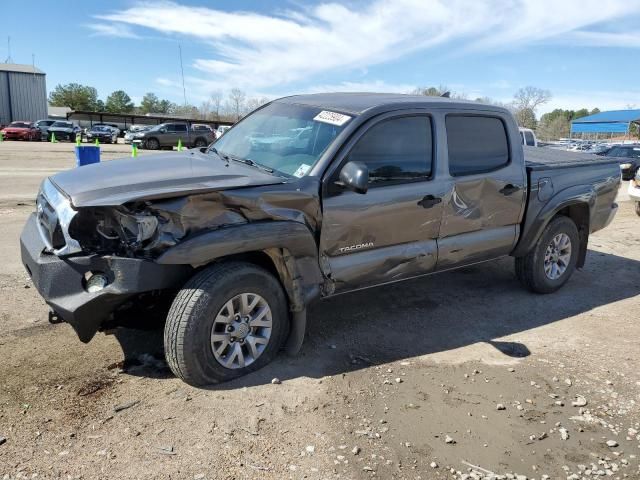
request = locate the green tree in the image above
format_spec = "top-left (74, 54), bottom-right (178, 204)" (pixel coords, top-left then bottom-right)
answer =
top-left (105, 90), bottom-right (134, 113)
top-left (48, 83), bottom-right (100, 111)
top-left (139, 92), bottom-right (174, 114)
top-left (590, 108), bottom-right (601, 115)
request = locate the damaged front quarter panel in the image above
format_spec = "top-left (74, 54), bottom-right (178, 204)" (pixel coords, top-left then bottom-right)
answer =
top-left (150, 177), bottom-right (326, 311)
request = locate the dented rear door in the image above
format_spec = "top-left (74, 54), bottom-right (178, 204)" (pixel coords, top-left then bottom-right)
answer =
top-left (436, 113), bottom-right (526, 270)
top-left (319, 113), bottom-right (447, 293)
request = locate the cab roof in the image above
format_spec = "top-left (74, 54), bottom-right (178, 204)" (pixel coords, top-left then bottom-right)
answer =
top-left (276, 92), bottom-right (503, 116)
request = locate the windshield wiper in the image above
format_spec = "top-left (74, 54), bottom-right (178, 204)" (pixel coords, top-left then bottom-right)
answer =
top-left (226, 154), bottom-right (275, 174)
top-left (207, 146), bottom-right (230, 166)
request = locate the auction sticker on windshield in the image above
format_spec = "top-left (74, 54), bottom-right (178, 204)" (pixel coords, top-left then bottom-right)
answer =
top-left (293, 164), bottom-right (312, 178)
top-left (313, 110), bottom-right (352, 127)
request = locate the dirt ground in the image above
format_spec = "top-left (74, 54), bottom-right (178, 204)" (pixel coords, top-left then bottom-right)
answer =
top-left (0, 141), bottom-right (639, 480)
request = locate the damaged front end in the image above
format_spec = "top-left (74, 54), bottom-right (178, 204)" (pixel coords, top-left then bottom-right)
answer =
top-left (22, 176), bottom-right (325, 343)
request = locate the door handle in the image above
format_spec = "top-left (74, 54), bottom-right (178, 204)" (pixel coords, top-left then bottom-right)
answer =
top-left (417, 195), bottom-right (442, 208)
top-left (499, 184), bottom-right (521, 196)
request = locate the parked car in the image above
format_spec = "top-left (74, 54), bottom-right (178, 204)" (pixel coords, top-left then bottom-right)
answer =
top-left (596, 144), bottom-right (640, 180)
top-left (0, 121), bottom-right (40, 141)
top-left (34, 120), bottom-right (56, 141)
top-left (86, 125), bottom-right (118, 144)
top-left (89, 123), bottom-right (121, 137)
top-left (629, 170), bottom-right (640, 216)
top-left (47, 121), bottom-right (81, 142)
top-left (215, 125), bottom-right (231, 139)
top-left (136, 122), bottom-right (215, 150)
top-left (20, 93), bottom-right (620, 386)
top-left (519, 127), bottom-right (537, 147)
top-left (124, 125), bottom-right (151, 144)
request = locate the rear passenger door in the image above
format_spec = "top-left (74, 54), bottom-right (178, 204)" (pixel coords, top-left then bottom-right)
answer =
top-left (436, 114), bottom-right (526, 270)
top-left (320, 113), bottom-right (447, 293)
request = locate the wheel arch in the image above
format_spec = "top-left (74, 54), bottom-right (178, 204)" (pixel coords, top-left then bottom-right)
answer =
top-left (156, 221), bottom-right (324, 312)
top-left (513, 185), bottom-right (595, 268)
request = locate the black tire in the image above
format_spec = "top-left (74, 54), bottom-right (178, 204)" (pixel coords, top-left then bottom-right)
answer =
top-left (194, 137), bottom-right (207, 148)
top-left (515, 215), bottom-right (580, 294)
top-left (146, 137), bottom-right (160, 150)
top-left (164, 262), bottom-right (289, 386)
top-left (635, 202), bottom-right (640, 217)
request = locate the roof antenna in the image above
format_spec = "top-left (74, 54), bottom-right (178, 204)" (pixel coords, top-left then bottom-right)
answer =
top-left (4, 36), bottom-right (13, 63)
top-left (440, 91), bottom-right (451, 98)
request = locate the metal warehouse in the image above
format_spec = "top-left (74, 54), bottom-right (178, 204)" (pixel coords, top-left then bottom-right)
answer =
top-left (0, 63), bottom-right (47, 125)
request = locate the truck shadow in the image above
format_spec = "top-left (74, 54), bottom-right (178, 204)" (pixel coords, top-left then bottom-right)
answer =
top-left (113, 249), bottom-right (640, 387)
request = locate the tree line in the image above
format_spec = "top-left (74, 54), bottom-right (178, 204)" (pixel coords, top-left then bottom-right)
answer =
top-left (411, 85), bottom-right (617, 141)
top-left (48, 83), bottom-right (267, 122)
top-left (51, 82), bottom-right (632, 140)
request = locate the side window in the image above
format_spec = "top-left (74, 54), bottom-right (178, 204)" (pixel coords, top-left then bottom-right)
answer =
top-left (446, 115), bottom-right (510, 176)
top-left (347, 116), bottom-right (432, 186)
top-left (164, 124), bottom-right (175, 132)
top-left (524, 131), bottom-right (535, 146)
top-left (174, 124), bottom-right (188, 133)
top-left (520, 131), bottom-right (525, 145)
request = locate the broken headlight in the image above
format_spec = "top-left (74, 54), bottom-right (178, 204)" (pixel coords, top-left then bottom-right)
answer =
top-left (69, 207), bottom-right (159, 255)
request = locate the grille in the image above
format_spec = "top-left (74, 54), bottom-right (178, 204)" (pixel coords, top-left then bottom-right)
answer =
top-left (37, 194), bottom-right (65, 249)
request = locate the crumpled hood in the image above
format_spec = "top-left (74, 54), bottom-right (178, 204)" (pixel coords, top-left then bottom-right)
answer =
top-left (50, 151), bottom-right (286, 207)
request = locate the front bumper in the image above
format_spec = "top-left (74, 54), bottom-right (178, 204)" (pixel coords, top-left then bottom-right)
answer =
top-left (2, 132), bottom-right (30, 140)
top-left (20, 213), bottom-right (192, 342)
top-left (50, 131), bottom-right (75, 141)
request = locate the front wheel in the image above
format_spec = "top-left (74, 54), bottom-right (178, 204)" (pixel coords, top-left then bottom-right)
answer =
top-left (146, 137), bottom-right (160, 150)
top-left (164, 262), bottom-right (289, 386)
top-left (515, 215), bottom-right (580, 294)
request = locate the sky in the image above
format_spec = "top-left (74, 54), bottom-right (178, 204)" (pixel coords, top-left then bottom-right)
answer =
top-left (2, 0), bottom-right (640, 116)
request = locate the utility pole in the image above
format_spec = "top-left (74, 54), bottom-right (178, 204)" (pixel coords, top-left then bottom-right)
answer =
top-left (4, 36), bottom-right (13, 63)
top-left (179, 44), bottom-right (187, 107)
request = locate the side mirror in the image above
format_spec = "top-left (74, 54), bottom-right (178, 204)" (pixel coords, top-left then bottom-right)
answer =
top-left (199, 147), bottom-right (208, 153)
top-left (338, 161), bottom-right (369, 194)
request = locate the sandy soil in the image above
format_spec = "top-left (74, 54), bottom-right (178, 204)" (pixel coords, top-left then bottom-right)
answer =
top-left (0, 141), bottom-right (639, 480)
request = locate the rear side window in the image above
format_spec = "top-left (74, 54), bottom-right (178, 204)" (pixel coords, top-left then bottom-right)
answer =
top-left (347, 116), bottom-right (432, 186)
top-left (446, 116), bottom-right (510, 176)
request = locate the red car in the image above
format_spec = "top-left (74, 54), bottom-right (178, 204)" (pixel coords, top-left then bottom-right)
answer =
top-left (1, 121), bottom-right (40, 141)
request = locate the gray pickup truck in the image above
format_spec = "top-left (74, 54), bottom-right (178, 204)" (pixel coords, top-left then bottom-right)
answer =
top-left (20, 93), bottom-right (620, 386)
top-left (135, 122), bottom-right (216, 150)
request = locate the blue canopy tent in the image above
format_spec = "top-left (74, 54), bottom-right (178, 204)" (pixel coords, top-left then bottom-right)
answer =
top-left (571, 109), bottom-right (640, 139)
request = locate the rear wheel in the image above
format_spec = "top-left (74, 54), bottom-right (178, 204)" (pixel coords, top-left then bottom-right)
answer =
top-left (164, 262), bottom-right (289, 386)
top-left (515, 216), bottom-right (580, 294)
top-left (194, 137), bottom-right (207, 148)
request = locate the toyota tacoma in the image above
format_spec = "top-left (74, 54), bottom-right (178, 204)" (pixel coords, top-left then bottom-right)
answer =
top-left (21, 93), bottom-right (621, 386)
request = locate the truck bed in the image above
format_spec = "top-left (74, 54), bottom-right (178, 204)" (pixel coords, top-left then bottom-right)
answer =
top-left (524, 146), bottom-right (619, 171)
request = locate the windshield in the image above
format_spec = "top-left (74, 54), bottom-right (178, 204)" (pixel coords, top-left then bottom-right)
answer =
top-left (52, 122), bottom-right (72, 128)
top-left (9, 122), bottom-right (31, 128)
top-left (91, 126), bottom-right (110, 132)
top-left (212, 102), bottom-right (351, 177)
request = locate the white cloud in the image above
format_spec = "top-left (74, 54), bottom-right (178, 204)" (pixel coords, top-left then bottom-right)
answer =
top-left (93, 0), bottom-right (640, 96)
top-left (540, 89), bottom-right (640, 115)
top-left (86, 23), bottom-right (141, 39)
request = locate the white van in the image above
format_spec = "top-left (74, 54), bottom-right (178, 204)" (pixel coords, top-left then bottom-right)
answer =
top-left (519, 127), bottom-right (538, 147)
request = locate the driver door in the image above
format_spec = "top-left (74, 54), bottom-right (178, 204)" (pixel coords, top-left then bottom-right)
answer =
top-left (320, 113), bottom-right (446, 293)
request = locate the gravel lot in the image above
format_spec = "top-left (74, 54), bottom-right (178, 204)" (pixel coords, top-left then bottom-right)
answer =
top-left (0, 141), bottom-right (639, 480)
